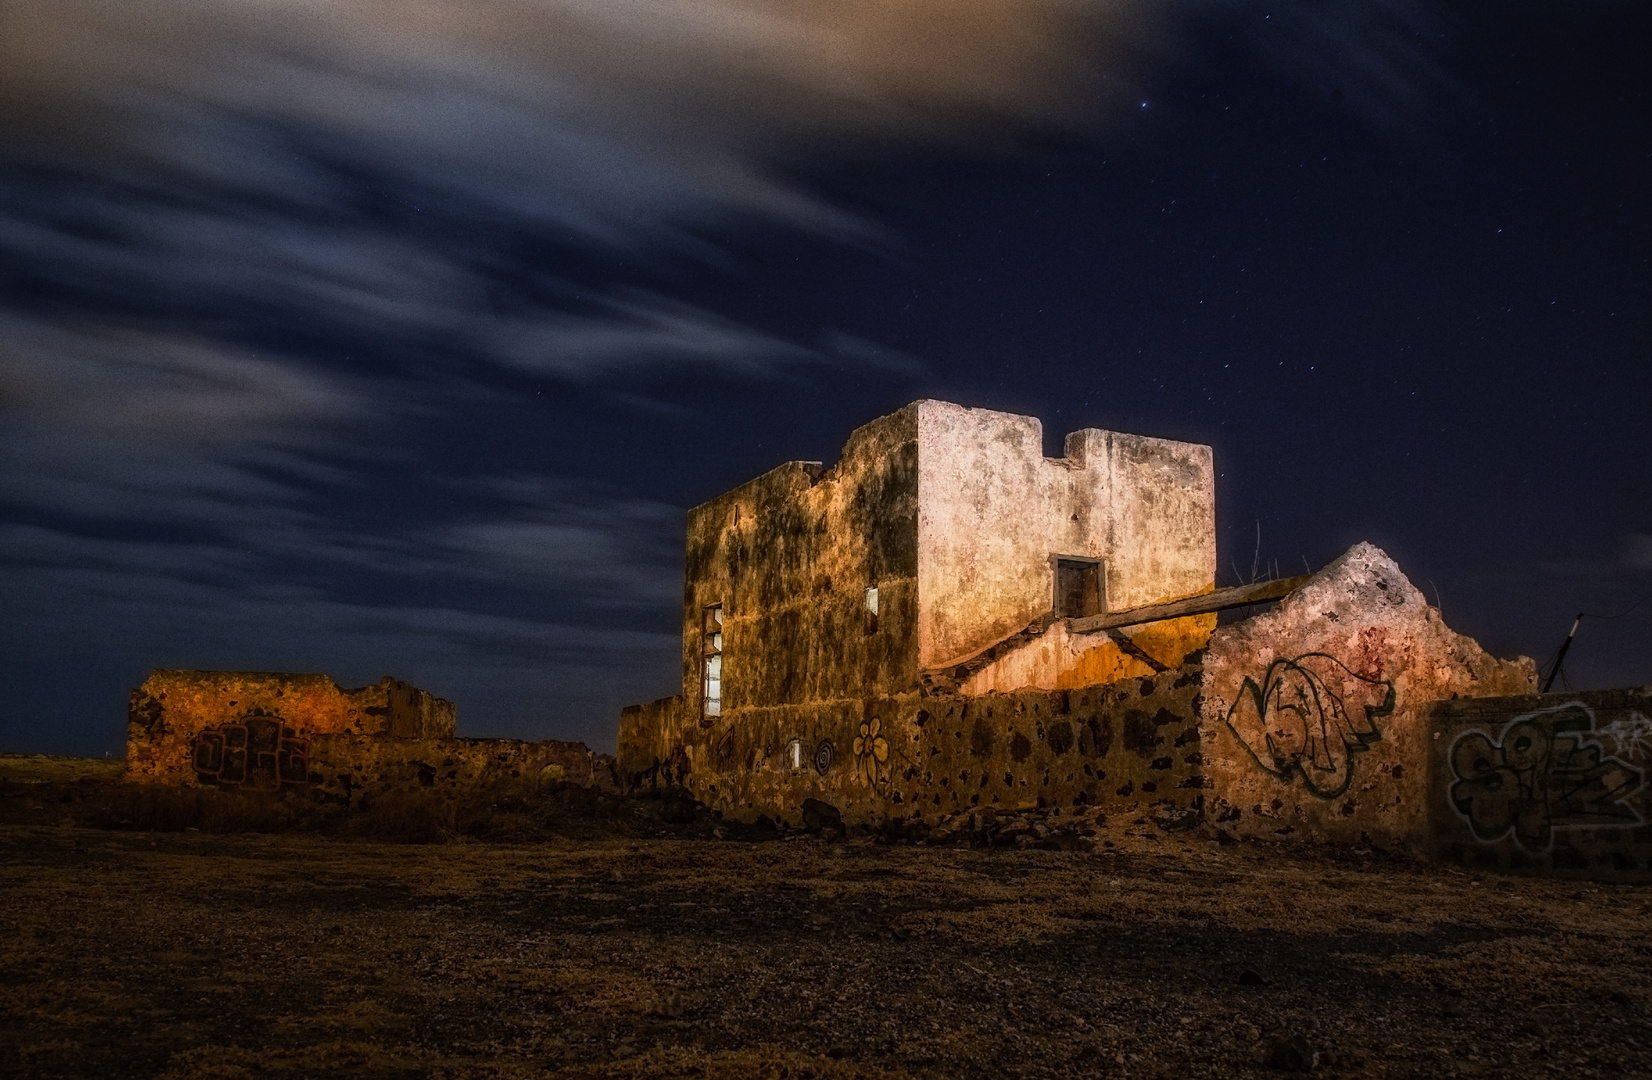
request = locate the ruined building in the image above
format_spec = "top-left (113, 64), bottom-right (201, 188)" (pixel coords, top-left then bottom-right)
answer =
top-left (619, 400), bottom-right (1652, 874)
top-left (128, 670), bottom-right (613, 801)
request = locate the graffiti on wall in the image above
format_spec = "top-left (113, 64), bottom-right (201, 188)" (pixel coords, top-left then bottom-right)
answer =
top-left (1224, 653), bottom-right (1395, 799)
top-left (1591, 711), bottom-right (1652, 768)
top-left (1448, 704), bottom-right (1644, 850)
top-left (192, 715), bottom-right (310, 790)
top-left (854, 717), bottom-right (890, 787)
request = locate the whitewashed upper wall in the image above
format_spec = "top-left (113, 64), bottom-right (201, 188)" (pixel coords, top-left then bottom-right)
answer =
top-left (914, 400), bottom-right (1215, 671)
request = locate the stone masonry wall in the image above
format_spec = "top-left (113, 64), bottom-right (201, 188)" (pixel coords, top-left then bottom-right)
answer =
top-left (619, 663), bottom-right (1207, 830)
top-left (1428, 686), bottom-right (1652, 879)
top-left (127, 670), bottom-right (456, 787)
top-left (683, 405), bottom-right (920, 721)
top-left (307, 735), bottom-right (617, 808)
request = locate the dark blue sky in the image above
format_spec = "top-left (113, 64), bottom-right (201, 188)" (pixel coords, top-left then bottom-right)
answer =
top-left (2, 1), bottom-right (1647, 755)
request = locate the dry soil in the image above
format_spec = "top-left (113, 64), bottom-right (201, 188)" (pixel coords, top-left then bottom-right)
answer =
top-left (1, 756), bottom-right (1649, 1080)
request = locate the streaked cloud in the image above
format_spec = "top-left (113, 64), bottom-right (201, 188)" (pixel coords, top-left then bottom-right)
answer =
top-left (0, 0), bottom-right (1469, 747)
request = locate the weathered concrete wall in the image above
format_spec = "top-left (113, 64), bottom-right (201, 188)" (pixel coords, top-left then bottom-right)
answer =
top-left (308, 735), bottom-right (616, 808)
top-left (916, 400), bottom-right (1215, 676)
top-left (620, 666), bottom-right (1206, 830)
top-left (1428, 686), bottom-right (1652, 879)
top-left (127, 670), bottom-right (456, 786)
top-left (1200, 543), bottom-right (1535, 848)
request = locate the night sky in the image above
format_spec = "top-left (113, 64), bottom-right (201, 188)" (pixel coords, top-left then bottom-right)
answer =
top-left (2, 1), bottom-right (1646, 756)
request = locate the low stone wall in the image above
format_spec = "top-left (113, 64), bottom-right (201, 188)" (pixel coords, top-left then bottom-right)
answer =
top-left (128, 670), bottom-right (456, 786)
top-left (620, 667), bottom-right (1206, 829)
top-left (307, 735), bottom-right (617, 808)
top-left (1428, 686), bottom-right (1652, 879)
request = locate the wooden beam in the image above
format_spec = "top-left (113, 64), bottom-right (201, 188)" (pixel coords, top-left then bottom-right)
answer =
top-left (1067, 575), bottom-right (1311, 635)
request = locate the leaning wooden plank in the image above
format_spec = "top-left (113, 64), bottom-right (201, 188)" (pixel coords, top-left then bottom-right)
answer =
top-left (1067, 575), bottom-right (1310, 634)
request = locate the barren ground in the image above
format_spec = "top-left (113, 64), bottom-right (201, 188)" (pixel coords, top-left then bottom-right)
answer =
top-left (2, 755), bottom-right (1649, 1079)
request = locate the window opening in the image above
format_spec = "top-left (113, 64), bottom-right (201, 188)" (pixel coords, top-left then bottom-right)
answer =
top-left (702, 604), bottom-right (723, 722)
top-left (864, 584), bottom-right (880, 635)
top-left (785, 738), bottom-right (806, 772)
top-left (1056, 558), bottom-right (1103, 619)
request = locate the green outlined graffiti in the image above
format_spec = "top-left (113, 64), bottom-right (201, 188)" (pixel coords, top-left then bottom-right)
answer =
top-left (1224, 653), bottom-right (1395, 799)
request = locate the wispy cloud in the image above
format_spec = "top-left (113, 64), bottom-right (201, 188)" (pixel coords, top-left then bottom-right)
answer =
top-left (489, 292), bottom-right (814, 377)
top-left (0, 0), bottom-right (1469, 748)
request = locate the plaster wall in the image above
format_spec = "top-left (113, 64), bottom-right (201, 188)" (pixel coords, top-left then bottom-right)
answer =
top-left (127, 670), bottom-right (456, 786)
top-left (1199, 543), bottom-right (1535, 849)
top-left (915, 401), bottom-right (1215, 675)
top-left (956, 614), bottom-right (1216, 696)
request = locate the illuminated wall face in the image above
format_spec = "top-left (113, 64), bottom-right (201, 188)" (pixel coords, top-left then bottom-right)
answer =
top-left (675, 399), bottom-right (1216, 720)
top-left (126, 670), bottom-right (456, 785)
top-left (679, 404), bottom-right (922, 720)
top-left (1199, 543), bottom-right (1536, 849)
top-left (914, 400), bottom-right (1216, 682)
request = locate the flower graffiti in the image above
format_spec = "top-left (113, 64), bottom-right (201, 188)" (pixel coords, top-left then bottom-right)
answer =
top-left (1223, 653), bottom-right (1395, 799)
top-left (853, 717), bottom-right (889, 786)
top-left (1449, 704), bottom-right (1644, 850)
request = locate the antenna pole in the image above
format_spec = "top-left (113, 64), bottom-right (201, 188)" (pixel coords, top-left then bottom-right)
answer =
top-left (1541, 613), bottom-right (1583, 694)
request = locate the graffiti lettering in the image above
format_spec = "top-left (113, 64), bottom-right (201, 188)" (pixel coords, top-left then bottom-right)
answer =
top-left (1449, 704), bottom-right (1644, 850)
top-left (192, 716), bottom-right (310, 790)
top-left (1224, 653), bottom-right (1395, 799)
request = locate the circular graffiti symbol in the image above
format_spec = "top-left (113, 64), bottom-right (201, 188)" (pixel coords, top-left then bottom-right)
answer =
top-left (813, 739), bottom-right (835, 775)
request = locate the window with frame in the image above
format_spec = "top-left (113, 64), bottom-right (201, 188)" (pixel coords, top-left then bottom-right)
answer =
top-left (702, 604), bottom-right (723, 722)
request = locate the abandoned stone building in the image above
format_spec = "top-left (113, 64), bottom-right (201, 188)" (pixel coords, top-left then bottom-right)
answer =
top-left (128, 670), bottom-right (613, 802)
top-left (618, 400), bottom-right (1652, 874)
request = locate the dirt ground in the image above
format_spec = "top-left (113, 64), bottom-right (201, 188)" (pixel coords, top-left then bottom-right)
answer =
top-left (2, 756), bottom-right (1650, 1079)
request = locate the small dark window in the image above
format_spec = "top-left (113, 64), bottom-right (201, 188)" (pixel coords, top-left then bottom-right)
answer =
top-left (1056, 559), bottom-right (1103, 618)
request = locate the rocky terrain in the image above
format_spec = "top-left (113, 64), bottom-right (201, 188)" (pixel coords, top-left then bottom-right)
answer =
top-left (1, 754), bottom-right (1648, 1079)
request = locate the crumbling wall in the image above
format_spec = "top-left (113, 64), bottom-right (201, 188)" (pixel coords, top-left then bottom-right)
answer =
top-left (617, 695), bottom-right (686, 789)
top-left (1428, 686), bottom-right (1652, 879)
top-left (308, 735), bottom-right (616, 808)
top-left (127, 670), bottom-right (456, 786)
top-left (1199, 544), bottom-right (1535, 848)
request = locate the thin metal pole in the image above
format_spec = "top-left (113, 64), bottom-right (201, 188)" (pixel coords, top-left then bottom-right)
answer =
top-left (1541, 613), bottom-right (1583, 694)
